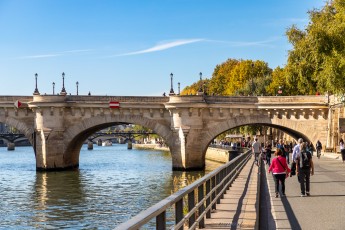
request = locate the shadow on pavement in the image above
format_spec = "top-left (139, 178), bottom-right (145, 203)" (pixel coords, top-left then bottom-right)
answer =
top-left (280, 196), bottom-right (302, 230)
top-left (230, 162), bottom-right (254, 230)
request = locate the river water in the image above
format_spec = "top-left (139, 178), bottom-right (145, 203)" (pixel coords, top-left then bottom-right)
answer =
top-left (0, 144), bottom-right (222, 229)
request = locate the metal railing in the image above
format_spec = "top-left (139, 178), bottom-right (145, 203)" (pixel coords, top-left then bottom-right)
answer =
top-left (115, 150), bottom-right (252, 230)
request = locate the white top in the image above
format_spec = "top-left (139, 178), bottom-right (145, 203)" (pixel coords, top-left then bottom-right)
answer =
top-left (252, 141), bottom-right (261, 153)
top-left (340, 142), bottom-right (345, 150)
top-left (292, 144), bottom-right (301, 162)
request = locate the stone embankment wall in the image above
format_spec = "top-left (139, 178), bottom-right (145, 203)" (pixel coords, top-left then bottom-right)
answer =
top-left (133, 144), bottom-right (236, 164)
top-left (133, 143), bottom-right (169, 151)
top-left (205, 147), bottom-right (231, 163)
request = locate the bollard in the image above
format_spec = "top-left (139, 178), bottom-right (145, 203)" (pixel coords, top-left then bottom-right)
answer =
top-left (7, 142), bottom-right (15, 151)
top-left (97, 139), bottom-right (102, 146)
top-left (87, 141), bottom-right (93, 150)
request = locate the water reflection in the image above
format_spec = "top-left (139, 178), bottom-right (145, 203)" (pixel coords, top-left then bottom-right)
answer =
top-left (0, 145), bottom-right (222, 229)
top-left (32, 171), bottom-right (86, 228)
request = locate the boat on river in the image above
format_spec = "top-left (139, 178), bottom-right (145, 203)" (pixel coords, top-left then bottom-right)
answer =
top-left (102, 140), bottom-right (112, 146)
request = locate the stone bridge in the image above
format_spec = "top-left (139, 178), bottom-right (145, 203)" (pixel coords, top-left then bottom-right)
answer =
top-left (0, 94), bottom-right (343, 171)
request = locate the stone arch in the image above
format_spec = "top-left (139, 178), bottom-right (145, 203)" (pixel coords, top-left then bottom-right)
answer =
top-left (0, 117), bottom-right (34, 144)
top-left (198, 114), bottom-right (327, 157)
top-left (62, 114), bottom-right (172, 167)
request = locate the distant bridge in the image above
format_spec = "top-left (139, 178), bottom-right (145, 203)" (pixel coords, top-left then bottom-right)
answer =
top-left (0, 133), bottom-right (26, 143)
top-left (88, 131), bottom-right (157, 142)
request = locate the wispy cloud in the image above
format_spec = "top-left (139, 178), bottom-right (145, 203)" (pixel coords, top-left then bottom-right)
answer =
top-left (14, 49), bottom-right (91, 59)
top-left (113, 39), bottom-right (204, 57)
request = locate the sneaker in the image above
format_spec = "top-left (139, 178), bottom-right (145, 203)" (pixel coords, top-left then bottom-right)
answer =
top-left (306, 192), bottom-right (310, 196)
top-left (275, 193), bottom-right (279, 198)
top-left (301, 194), bottom-right (306, 197)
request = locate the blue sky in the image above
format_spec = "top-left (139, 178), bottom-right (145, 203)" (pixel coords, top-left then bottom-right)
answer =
top-left (0, 0), bottom-right (325, 96)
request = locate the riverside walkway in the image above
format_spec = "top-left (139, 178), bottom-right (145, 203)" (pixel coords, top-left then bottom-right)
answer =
top-left (203, 152), bottom-right (345, 230)
top-left (263, 152), bottom-right (345, 230)
top-left (203, 156), bottom-right (259, 229)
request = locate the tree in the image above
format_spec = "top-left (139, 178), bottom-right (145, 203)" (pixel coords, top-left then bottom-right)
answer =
top-left (285, 0), bottom-right (345, 95)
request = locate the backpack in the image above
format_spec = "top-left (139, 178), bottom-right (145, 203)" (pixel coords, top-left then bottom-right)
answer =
top-left (300, 150), bottom-right (311, 168)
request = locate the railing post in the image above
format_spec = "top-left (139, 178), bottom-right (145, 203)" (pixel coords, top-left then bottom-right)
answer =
top-left (216, 173), bottom-right (221, 204)
top-left (211, 176), bottom-right (216, 210)
top-left (188, 190), bottom-right (195, 228)
top-left (175, 199), bottom-right (183, 230)
top-left (156, 211), bottom-right (166, 230)
top-left (198, 184), bottom-right (205, 228)
top-left (220, 168), bottom-right (225, 198)
top-left (206, 179), bottom-right (211, 218)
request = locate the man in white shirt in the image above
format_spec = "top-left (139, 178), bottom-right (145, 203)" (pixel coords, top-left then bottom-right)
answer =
top-left (252, 137), bottom-right (261, 165)
top-left (292, 138), bottom-right (304, 162)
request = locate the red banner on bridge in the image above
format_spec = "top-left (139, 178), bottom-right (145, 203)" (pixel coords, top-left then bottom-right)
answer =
top-left (109, 101), bottom-right (120, 109)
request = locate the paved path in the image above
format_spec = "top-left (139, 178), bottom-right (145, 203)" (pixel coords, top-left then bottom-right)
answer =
top-left (203, 156), bottom-right (259, 229)
top-left (266, 152), bottom-right (345, 230)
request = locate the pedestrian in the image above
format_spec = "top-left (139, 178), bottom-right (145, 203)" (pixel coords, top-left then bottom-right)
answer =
top-left (315, 140), bottom-right (322, 159)
top-left (265, 141), bottom-right (272, 166)
top-left (252, 137), bottom-right (261, 165)
top-left (296, 142), bottom-right (314, 197)
top-left (277, 139), bottom-right (289, 164)
top-left (292, 138), bottom-right (303, 162)
top-left (268, 148), bottom-right (291, 198)
top-left (340, 138), bottom-right (345, 163)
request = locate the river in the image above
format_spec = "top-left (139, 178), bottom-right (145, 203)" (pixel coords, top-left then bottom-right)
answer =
top-left (0, 144), bottom-right (222, 229)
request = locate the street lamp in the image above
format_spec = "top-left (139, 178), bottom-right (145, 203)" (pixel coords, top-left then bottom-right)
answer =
top-left (178, 82), bottom-right (180, 95)
top-left (251, 63), bottom-right (254, 96)
top-left (60, 72), bottom-right (67, 95)
top-left (198, 72), bottom-right (203, 93)
top-left (52, 82), bottom-right (55, 95)
top-left (33, 73), bottom-right (40, 95)
top-left (169, 73), bottom-right (175, 95)
top-left (76, 81), bottom-right (79, 95)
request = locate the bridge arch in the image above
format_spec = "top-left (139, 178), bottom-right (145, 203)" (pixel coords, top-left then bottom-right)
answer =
top-left (197, 114), bottom-right (326, 159)
top-left (62, 114), bottom-right (172, 167)
top-left (0, 117), bottom-right (34, 144)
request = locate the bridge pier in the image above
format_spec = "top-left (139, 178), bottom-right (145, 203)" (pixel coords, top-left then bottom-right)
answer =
top-left (7, 142), bottom-right (15, 151)
top-left (127, 140), bottom-right (132, 149)
top-left (87, 141), bottom-right (93, 150)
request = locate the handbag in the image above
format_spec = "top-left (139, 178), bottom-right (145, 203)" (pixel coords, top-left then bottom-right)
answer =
top-left (277, 158), bottom-right (289, 178)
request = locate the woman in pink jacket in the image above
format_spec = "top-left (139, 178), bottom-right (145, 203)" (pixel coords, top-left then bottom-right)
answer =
top-left (268, 148), bottom-right (291, 198)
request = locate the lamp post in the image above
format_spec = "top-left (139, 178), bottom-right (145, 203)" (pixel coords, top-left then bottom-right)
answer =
top-left (251, 63), bottom-right (254, 96)
top-left (33, 73), bottom-right (40, 95)
top-left (178, 82), bottom-right (180, 95)
top-left (52, 82), bottom-right (55, 95)
top-left (198, 72), bottom-right (203, 94)
top-left (76, 81), bottom-right (79, 95)
top-left (60, 72), bottom-right (67, 95)
top-left (169, 73), bottom-right (175, 95)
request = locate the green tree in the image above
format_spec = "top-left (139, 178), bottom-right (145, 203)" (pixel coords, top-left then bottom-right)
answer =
top-left (285, 0), bottom-right (345, 95)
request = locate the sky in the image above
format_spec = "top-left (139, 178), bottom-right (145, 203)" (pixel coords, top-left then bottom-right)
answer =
top-left (0, 0), bottom-right (326, 96)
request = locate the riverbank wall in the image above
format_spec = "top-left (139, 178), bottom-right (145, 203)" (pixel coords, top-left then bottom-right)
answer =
top-left (133, 144), bottom-right (243, 164)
